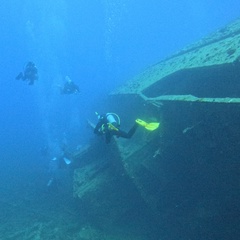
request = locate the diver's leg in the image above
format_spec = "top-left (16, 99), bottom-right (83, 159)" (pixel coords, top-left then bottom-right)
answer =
top-left (28, 79), bottom-right (34, 85)
top-left (105, 132), bottom-right (112, 143)
top-left (117, 123), bottom-right (138, 139)
top-left (127, 123), bottom-right (138, 138)
top-left (15, 72), bottom-right (23, 80)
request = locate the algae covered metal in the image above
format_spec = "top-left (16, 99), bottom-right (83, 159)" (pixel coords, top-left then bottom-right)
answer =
top-left (112, 18), bottom-right (240, 107)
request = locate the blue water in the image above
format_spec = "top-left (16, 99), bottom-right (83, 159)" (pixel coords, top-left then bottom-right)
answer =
top-left (0, 1), bottom-right (239, 239)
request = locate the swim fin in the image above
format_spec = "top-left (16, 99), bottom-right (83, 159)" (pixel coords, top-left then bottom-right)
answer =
top-left (135, 119), bottom-right (160, 131)
top-left (135, 119), bottom-right (148, 127)
top-left (145, 122), bottom-right (160, 131)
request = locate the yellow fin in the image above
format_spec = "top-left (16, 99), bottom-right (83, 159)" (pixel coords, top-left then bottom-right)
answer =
top-left (145, 122), bottom-right (160, 131)
top-left (136, 119), bottom-right (160, 131)
top-left (135, 119), bottom-right (148, 127)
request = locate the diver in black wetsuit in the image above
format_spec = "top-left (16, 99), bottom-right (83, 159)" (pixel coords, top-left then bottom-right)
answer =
top-left (94, 113), bottom-right (138, 144)
top-left (60, 76), bottom-right (80, 94)
top-left (16, 61), bottom-right (38, 85)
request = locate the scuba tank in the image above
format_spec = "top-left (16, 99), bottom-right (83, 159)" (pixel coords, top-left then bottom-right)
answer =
top-left (95, 112), bottom-right (120, 125)
top-left (95, 112), bottom-right (121, 132)
top-left (106, 113), bottom-right (119, 125)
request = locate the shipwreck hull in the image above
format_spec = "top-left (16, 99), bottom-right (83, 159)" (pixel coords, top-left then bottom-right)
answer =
top-left (73, 18), bottom-right (240, 239)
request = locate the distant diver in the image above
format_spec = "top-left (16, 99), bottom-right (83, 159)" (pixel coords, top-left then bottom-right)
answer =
top-left (47, 143), bottom-right (73, 190)
top-left (16, 61), bottom-right (38, 85)
top-left (94, 112), bottom-right (160, 144)
top-left (60, 76), bottom-right (80, 95)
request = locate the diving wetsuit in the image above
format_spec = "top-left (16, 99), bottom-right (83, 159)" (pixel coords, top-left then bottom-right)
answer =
top-left (94, 113), bottom-right (138, 143)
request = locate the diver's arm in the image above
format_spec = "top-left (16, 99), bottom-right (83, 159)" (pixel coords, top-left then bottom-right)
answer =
top-left (94, 121), bottom-right (103, 134)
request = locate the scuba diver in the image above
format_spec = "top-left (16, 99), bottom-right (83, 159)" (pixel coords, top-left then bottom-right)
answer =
top-left (47, 143), bottom-right (73, 190)
top-left (16, 61), bottom-right (38, 85)
top-left (94, 112), bottom-right (160, 144)
top-left (60, 76), bottom-right (80, 95)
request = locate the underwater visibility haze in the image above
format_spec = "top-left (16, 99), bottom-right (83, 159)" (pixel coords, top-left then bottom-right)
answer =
top-left (0, 1), bottom-right (240, 239)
